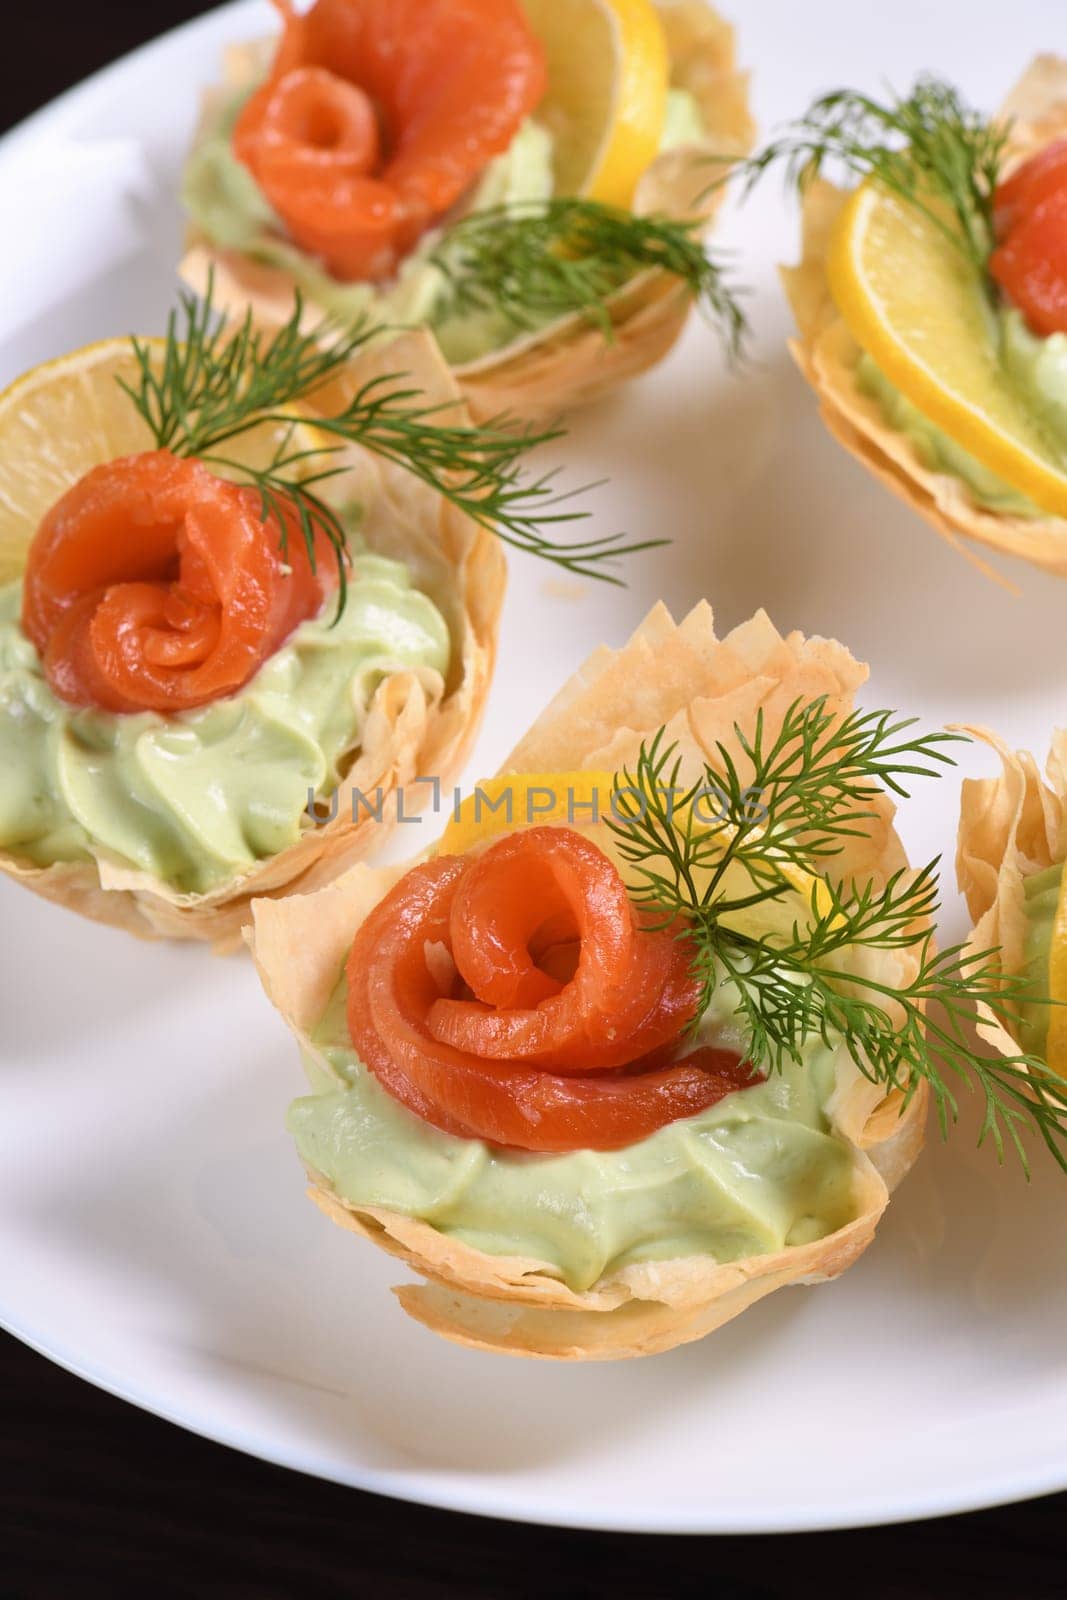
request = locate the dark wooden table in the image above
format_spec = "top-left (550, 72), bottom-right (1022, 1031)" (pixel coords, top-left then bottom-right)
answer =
top-left (3, 1324), bottom-right (1065, 1598)
top-left (3, 5), bottom-right (1066, 1594)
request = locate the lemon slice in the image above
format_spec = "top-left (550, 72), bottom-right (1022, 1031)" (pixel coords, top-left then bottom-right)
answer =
top-left (665, 795), bottom-right (837, 943)
top-left (440, 768), bottom-right (835, 943)
top-left (522, 0), bottom-right (669, 206)
top-left (1045, 868), bottom-right (1067, 1075)
top-left (713, 849), bottom-right (836, 943)
top-left (827, 182), bottom-right (1067, 517)
top-left (440, 771), bottom-right (617, 855)
top-left (0, 338), bottom-right (323, 587)
top-left (0, 341), bottom-right (156, 585)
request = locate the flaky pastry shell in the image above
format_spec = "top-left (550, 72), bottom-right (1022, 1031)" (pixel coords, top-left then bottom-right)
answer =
top-left (179, 2), bottom-right (755, 425)
top-left (249, 601), bottom-right (928, 1360)
top-left (956, 724), bottom-right (1067, 1056)
top-left (1, 332), bottom-right (504, 952)
top-left (782, 57), bottom-right (1067, 580)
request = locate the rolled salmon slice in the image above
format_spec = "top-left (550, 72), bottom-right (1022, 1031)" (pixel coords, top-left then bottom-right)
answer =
top-left (233, 0), bottom-right (548, 282)
top-left (346, 829), bottom-right (759, 1152)
top-left (20, 450), bottom-right (332, 714)
top-left (992, 138), bottom-right (1067, 336)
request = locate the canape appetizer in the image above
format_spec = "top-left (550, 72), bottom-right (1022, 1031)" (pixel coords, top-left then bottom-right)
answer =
top-left (250, 604), bottom-right (1053, 1360)
top-left (180, 0), bottom-right (754, 422)
top-left (763, 57), bottom-right (1067, 577)
top-left (0, 285), bottom-right (618, 948)
top-left (958, 729), bottom-right (1067, 1099)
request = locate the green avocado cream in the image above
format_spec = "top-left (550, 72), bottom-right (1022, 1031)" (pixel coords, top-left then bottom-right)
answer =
top-left (0, 551), bottom-right (449, 894)
top-left (1020, 861), bottom-right (1063, 1057)
top-left (183, 87), bottom-right (706, 366)
top-left (287, 976), bottom-right (861, 1292)
top-left (855, 351), bottom-right (1042, 518)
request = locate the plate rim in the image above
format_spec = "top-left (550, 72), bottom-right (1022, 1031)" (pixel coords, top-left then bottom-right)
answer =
top-left (3, 1309), bottom-right (1064, 1534)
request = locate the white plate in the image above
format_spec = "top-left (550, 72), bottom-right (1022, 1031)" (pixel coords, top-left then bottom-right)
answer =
top-left (4, 0), bottom-right (1067, 1536)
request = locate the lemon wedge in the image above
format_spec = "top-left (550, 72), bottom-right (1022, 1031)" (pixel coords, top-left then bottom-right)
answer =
top-left (523, 0), bottom-right (669, 206)
top-left (440, 768), bottom-right (836, 944)
top-left (827, 182), bottom-right (1067, 517)
top-left (1045, 867), bottom-right (1067, 1075)
top-left (0, 339), bottom-right (323, 587)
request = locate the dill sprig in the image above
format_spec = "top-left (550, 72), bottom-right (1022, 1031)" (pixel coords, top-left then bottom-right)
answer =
top-left (737, 78), bottom-right (1010, 279)
top-left (606, 701), bottom-right (1067, 1174)
top-left (119, 280), bottom-right (654, 616)
top-left (431, 198), bottom-right (748, 359)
